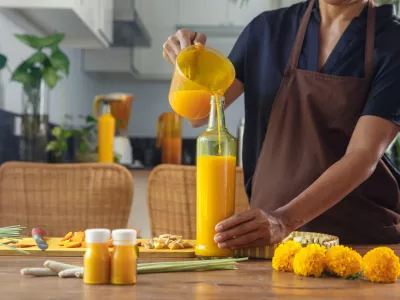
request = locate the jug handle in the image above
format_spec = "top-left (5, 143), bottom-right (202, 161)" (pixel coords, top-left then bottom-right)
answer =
top-left (93, 96), bottom-right (104, 119)
top-left (156, 113), bottom-right (166, 148)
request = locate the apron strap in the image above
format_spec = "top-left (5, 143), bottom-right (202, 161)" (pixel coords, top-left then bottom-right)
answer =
top-left (365, 0), bottom-right (376, 82)
top-left (286, 0), bottom-right (376, 82)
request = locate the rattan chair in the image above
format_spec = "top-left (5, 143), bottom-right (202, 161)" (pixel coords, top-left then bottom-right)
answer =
top-left (0, 162), bottom-right (133, 236)
top-left (147, 164), bottom-right (249, 239)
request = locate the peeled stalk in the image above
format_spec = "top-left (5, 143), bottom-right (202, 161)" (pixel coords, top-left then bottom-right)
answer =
top-left (21, 268), bottom-right (57, 276)
top-left (0, 225), bottom-right (27, 254)
top-left (58, 267), bottom-right (84, 278)
top-left (44, 260), bottom-right (81, 273)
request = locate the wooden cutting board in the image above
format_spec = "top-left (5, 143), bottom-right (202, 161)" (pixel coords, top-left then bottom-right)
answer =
top-left (0, 238), bottom-right (196, 258)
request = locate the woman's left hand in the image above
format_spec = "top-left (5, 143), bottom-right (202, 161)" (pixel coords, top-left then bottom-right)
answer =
top-left (214, 208), bottom-right (291, 249)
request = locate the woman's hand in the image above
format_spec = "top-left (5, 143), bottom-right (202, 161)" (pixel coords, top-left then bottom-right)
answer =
top-left (163, 29), bottom-right (207, 64)
top-left (214, 209), bottom-right (292, 249)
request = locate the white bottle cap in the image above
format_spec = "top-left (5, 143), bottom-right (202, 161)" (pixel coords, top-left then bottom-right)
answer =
top-left (85, 229), bottom-right (110, 243)
top-left (112, 229), bottom-right (137, 245)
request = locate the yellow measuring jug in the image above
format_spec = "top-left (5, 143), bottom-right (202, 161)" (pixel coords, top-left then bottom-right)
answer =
top-left (168, 44), bottom-right (236, 120)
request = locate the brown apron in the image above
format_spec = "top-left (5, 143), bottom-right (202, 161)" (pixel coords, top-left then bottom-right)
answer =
top-left (251, 0), bottom-right (400, 244)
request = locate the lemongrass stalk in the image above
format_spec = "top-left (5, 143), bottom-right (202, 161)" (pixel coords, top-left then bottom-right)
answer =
top-left (137, 261), bottom-right (241, 272)
top-left (0, 243), bottom-right (29, 254)
top-left (138, 257), bottom-right (248, 267)
top-left (138, 264), bottom-right (238, 274)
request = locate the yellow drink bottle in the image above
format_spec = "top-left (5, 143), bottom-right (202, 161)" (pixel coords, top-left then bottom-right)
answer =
top-left (195, 95), bottom-right (237, 258)
top-left (98, 101), bottom-right (115, 163)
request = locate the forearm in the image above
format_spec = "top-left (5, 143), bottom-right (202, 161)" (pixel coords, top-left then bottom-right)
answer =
top-left (275, 151), bottom-right (379, 231)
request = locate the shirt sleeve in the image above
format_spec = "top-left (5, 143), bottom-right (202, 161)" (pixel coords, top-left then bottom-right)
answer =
top-left (362, 52), bottom-right (400, 126)
top-left (228, 22), bottom-right (252, 84)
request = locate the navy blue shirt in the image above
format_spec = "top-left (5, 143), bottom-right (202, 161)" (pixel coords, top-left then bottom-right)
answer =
top-left (228, 0), bottom-right (400, 198)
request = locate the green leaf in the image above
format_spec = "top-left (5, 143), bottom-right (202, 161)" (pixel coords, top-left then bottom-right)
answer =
top-left (63, 131), bottom-right (72, 139)
top-left (11, 62), bottom-right (35, 87)
top-left (50, 48), bottom-right (69, 76)
top-left (0, 54), bottom-right (7, 70)
top-left (46, 140), bottom-right (59, 152)
top-left (60, 141), bottom-right (68, 152)
top-left (51, 126), bottom-right (62, 138)
top-left (79, 141), bottom-right (88, 154)
top-left (26, 51), bottom-right (47, 64)
top-left (15, 33), bottom-right (65, 49)
top-left (43, 66), bottom-right (58, 89)
top-left (86, 115), bottom-right (97, 123)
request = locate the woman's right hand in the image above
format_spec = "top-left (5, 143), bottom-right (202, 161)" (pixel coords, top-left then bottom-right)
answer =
top-left (163, 29), bottom-right (207, 64)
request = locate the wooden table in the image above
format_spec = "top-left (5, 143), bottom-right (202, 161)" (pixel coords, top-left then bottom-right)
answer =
top-left (1, 245), bottom-right (400, 300)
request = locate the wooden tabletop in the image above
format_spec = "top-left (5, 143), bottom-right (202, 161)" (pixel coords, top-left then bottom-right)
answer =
top-left (1, 245), bottom-right (400, 300)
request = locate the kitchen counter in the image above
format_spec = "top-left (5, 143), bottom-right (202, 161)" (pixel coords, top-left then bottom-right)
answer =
top-left (1, 245), bottom-right (399, 300)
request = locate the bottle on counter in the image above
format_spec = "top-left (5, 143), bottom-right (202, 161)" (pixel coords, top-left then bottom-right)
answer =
top-left (111, 229), bottom-right (137, 285)
top-left (97, 101), bottom-right (115, 163)
top-left (156, 112), bottom-right (182, 164)
top-left (84, 229), bottom-right (111, 285)
top-left (195, 95), bottom-right (237, 258)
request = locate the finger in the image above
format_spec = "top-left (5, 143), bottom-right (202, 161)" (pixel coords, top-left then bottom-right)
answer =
top-left (163, 42), bottom-right (177, 64)
top-left (218, 230), bottom-right (262, 250)
top-left (215, 209), bottom-right (259, 232)
top-left (163, 50), bottom-right (173, 65)
top-left (167, 35), bottom-right (181, 57)
top-left (193, 32), bottom-right (207, 45)
top-left (237, 238), bottom-right (270, 249)
top-left (214, 219), bottom-right (259, 243)
top-left (176, 29), bottom-right (192, 49)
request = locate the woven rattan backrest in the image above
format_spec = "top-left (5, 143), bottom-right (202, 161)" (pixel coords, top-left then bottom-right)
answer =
top-left (147, 164), bottom-right (249, 239)
top-left (0, 162), bottom-right (133, 236)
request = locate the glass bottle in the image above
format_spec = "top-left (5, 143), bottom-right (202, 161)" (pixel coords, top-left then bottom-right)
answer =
top-left (156, 112), bottom-right (182, 164)
top-left (84, 229), bottom-right (111, 285)
top-left (97, 102), bottom-right (115, 163)
top-left (111, 229), bottom-right (137, 285)
top-left (195, 95), bottom-right (237, 257)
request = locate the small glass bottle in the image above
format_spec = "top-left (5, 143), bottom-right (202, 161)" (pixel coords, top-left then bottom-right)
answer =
top-left (98, 101), bottom-right (115, 163)
top-left (84, 229), bottom-right (111, 285)
top-left (111, 229), bottom-right (137, 285)
top-left (195, 95), bottom-right (237, 257)
top-left (156, 112), bottom-right (182, 164)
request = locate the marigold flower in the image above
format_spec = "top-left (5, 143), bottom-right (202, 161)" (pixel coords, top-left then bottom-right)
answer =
top-left (272, 241), bottom-right (302, 272)
top-left (363, 247), bottom-right (400, 283)
top-left (325, 245), bottom-right (363, 279)
top-left (293, 244), bottom-right (326, 277)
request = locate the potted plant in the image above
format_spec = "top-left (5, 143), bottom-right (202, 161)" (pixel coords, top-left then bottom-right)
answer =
top-left (11, 33), bottom-right (70, 162)
top-left (0, 54), bottom-right (7, 71)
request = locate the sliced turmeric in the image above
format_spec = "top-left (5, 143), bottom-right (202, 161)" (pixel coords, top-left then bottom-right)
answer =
top-left (71, 232), bottom-right (85, 243)
top-left (60, 232), bottom-right (73, 241)
top-left (64, 242), bottom-right (81, 248)
top-left (58, 240), bottom-right (70, 246)
top-left (15, 243), bottom-right (36, 248)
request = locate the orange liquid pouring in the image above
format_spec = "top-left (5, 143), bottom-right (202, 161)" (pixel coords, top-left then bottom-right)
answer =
top-left (195, 155), bottom-right (236, 257)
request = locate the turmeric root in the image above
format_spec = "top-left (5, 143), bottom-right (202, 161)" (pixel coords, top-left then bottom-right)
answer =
top-left (71, 232), bottom-right (85, 243)
top-left (64, 242), bottom-right (81, 248)
top-left (15, 243), bottom-right (36, 248)
top-left (60, 232), bottom-right (73, 241)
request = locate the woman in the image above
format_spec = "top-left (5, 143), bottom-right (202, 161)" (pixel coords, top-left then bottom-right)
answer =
top-left (163, 0), bottom-right (400, 248)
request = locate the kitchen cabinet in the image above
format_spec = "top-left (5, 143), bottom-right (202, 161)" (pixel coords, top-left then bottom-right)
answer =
top-left (178, 0), bottom-right (229, 26)
top-left (0, 0), bottom-right (114, 48)
top-left (133, 30), bottom-right (175, 80)
top-left (228, 0), bottom-right (280, 26)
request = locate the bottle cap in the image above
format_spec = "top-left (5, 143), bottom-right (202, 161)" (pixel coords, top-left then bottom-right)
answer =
top-left (112, 229), bottom-right (137, 245)
top-left (85, 229), bottom-right (110, 243)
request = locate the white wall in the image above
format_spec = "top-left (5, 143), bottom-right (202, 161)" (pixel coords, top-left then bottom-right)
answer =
top-left (96, 75), bottom-right (245, 138)
top-left (0, 12), bottom-right (100, 125)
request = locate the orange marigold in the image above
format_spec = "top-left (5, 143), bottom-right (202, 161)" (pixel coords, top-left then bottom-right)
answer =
top-left (325, 245), bottom-right (363, 279)
top-left (363, 247), bottom-right (400, 283)
top-left (272, 241), bottom-right (302, 272)
top-left (293, 244), bottom-right (326, 277)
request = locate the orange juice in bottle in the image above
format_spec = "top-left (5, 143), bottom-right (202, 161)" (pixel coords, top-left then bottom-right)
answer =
top-left (111, 229), bottom-right (137, 285)
top-left (196, 96), bottom-right (237, 257)
top-left (84, 229), bottom-right (111, 284)
top-left (97, 101), bottom-right (115, 163)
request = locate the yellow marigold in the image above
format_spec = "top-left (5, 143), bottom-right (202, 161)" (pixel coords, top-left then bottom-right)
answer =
top-left (363, 247), bottom-right (400, 283)
top-left (325, 245), bottom-right (363, 279)
top-left (272, 241), bottom-right (302, 272)
top-left (293, 244), bottom-right (326, 277)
